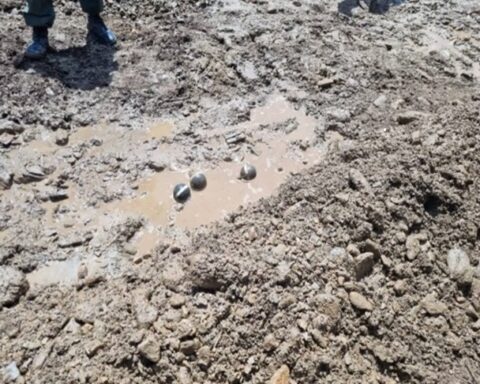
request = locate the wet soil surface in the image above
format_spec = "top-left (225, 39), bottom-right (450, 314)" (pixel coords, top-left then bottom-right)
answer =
top-left (1, 0), bottom-right (480, 383)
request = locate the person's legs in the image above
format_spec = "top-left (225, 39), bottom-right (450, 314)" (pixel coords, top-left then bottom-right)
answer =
top-left (23, 0), bottom-right (53, 59)
top-left (80, 0), bottom-right (116, 46)
top-left (79, 0), bottom-right (104, 16)
top-left (23, 0), bottom-right (55, 28)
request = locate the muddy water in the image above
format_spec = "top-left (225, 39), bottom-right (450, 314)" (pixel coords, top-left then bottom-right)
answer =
top-left (127, 96), bottom-right (323, 226)
top-left (28, 95), bottom-right (330, 286)
top-left (106, 95), bottom-right (327, 254)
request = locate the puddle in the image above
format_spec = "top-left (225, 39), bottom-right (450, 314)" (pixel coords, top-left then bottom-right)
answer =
top-left (33, 95), bottom-right (334, 283)
top-left (149, 121), bottom-right (174, 139)
top-left (106, 95), bottom-right (328, 235)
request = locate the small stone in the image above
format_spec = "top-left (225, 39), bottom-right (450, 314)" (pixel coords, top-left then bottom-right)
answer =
top-left (263, 334), bottom-right (279, 352)
top-left (348, 169), bottom-right (371, 192)
top-left (373, 95), bottom-right (387, 108)
top-left (393, 280), bottom-right (407, 296)
top-left (405, 233), bottom-right (428, 261)
top-left (422, 297), bottom-right (448, 316)
top-left (190, 172), bottom-right (207, 191)
top-left (355, 252), bottom-right (375, 280)
top-left (77, 264), bottom-right (88, 280)
top-left (138, 335), bottom-right (160, 363)
top-left (411, 131), bottom-right (422, 144)
top-left (240, 164), bottom-right (257, 181)
top-left (85, 340), bottom-right (104, 357)
top-left (180, 339), bottom-right (201, 355)
top-left (327, 108), bottom-right (351, 123)
top-left (0, 267), bottom-right (29, 309)
top-left (173, 183), bottom-right (191, 203)
top-left (396, 111), bottom-right (423, 125)
top-left (0, 164), bottom-right (13, 190)
top-left (346, 244), bottom-right (360, 257)
top-left (2, 362), bottom-right (20, 383)
top-left (135, 303), bottom-right (158, 328)
top-left (177, 319), bottom-right (196, 340)
top-left (170, 293), bottom-right (186, 308)
top-left (237, 61), bottom-right (258, 82)
top-left (270, 365), bottom-right (290, 384)
top-left (176, 367), bottom-right (193, 384)
top-left (55, 131), bottom-right (69, 146)
top-left (447, 248), bottom-right (470, 278)
top-left (349, 292), bottom-right (374, 311)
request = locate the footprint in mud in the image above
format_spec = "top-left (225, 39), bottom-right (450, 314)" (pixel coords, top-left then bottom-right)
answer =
top-left (15, 40), bottom-right (118, 90)
top-left (338, 0), bottom-right (406, 16)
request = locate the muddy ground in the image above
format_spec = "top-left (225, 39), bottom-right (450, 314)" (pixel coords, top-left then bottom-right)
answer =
top-left (1, 0), bottom-right (480, 383)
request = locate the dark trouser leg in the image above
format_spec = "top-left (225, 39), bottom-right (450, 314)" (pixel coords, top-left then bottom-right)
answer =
top-left (79, 0), bottom-right (104, 15)
top-left (23, 0), bottom-right (55, 28)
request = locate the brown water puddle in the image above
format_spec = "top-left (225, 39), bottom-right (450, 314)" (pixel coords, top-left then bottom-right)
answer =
top-left (105, 95), bottom-right (327, 254)
top-left (30, 95), bottom-right (332, 287)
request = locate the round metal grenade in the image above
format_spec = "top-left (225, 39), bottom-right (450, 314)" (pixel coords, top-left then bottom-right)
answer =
top-left (173, 183), bottom-right (191, 203)
top-left (240, 164), bottom-right (257, 181)
top-left (190, 172), bottom-right (207, 191)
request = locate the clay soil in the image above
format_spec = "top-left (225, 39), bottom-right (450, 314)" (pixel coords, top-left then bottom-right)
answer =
top-left (1, 0), bottom-right (480, 383)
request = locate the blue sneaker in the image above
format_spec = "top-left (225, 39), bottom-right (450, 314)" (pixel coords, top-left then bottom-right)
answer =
top-left (87, 15), bottom-right (117, 46)
top-left (25, 27), bottom-right (49, 60)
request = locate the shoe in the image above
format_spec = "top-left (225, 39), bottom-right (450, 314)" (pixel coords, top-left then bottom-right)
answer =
top-left (87, 14), bottom-right (117, 45)
top-left (25, 27), bottom-right (49, 59)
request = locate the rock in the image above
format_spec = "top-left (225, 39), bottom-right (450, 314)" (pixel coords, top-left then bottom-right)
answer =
top-left (188, 254), bottom-right (224, 291)
top-left (138, 335), bottom-right (160, 363)
top-left (355, 252), bottom-right (375, 280)
top-left (0, 164), bottom-right (13, 190)
top-left (176, 367), bottom-right (193, 384)
top-left (169, 293), bottom-right (186, 308)
top-left (55, 131), bottom-right (69, 146)
top-left (315, 294), bottom-right (341, 330)
top-left (348, 169), bottom-right (371, 192)
top-left (0, 120), bottom-right (24, 135)
top-left (327, 108), bottom-right (351, 123)
top-left (396, 111), bottom-right (424, 125)
top-left (270, 365), bottom-right (290, 384)
top-left (393, 280), bottom-right (407, 296)
top-left (85, 340), bottom-right (104, 357)
top-left (405, 233), bottom-right (428, 261)
top-left (237, 61), bottom-right (258, 82)
top-left (32, 342), bottom-right (53, 370)
top-left (0, 267), bottom-right (29, 309)
top-left (2, 362), bottom-right (20, 383)
top-left (422, 298), bottom-right (448, 316)
top-left (263, 334), bottom-right (279, 352)
top-left (447, 248), bottom-right (470, 278)
top-left (180, 339), bottom-right (201, 355)
top-left (135, 303), bottom-right (158, 328)
top-left (373, 95), bottom-right (387, 108)
top-left (162, 262), bottom-right (185, 290)
top-left (147, 160), bottom-right (166, 172)
top-left (349, 292), bottom-right (374, 311)
top-left (177, 319), bottom-right (196, 340)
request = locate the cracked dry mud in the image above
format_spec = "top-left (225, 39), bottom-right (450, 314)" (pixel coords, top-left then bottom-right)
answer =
top-left (1, 0), bottom-right (480, 383)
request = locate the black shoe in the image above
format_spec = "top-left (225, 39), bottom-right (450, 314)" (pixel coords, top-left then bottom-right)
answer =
top-left (87, 15), bottom-right (117, 46)
top-left (25, 27), bottom-right (49, 59)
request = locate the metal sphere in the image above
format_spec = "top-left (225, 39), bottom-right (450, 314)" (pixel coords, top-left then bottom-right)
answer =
top-left (173, 183), bottom-right (191, 203)
top-left (190, 172), bottom-right (207, 191)
top-left (240, 164), bottom-right (257, 181)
